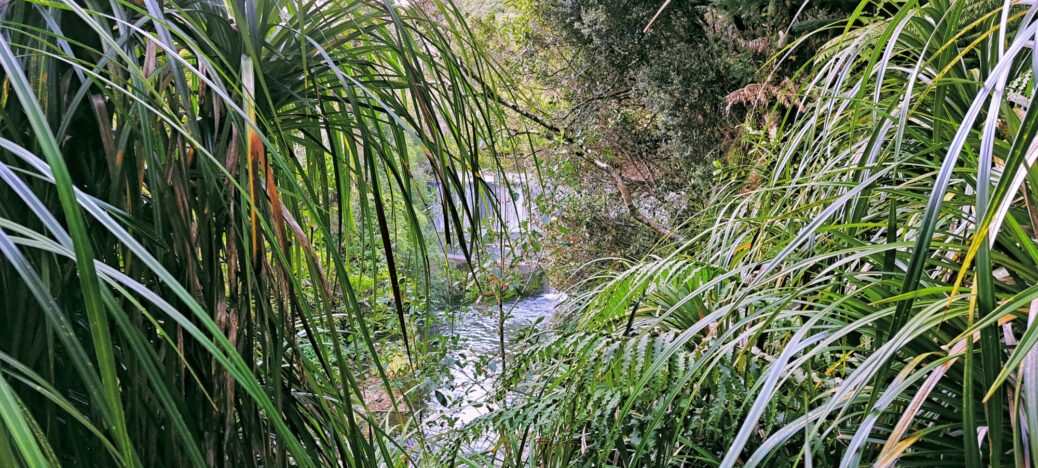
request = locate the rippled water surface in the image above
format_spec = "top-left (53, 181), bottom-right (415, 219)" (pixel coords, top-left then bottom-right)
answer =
top-left (422, 293), bottom-right (562, 437)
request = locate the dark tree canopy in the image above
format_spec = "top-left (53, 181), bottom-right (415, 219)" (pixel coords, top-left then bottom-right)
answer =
top-left (528, 0), bottom-right (856, 265)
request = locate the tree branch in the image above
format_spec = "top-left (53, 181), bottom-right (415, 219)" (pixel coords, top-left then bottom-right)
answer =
top-left (482, 86), bottom-right (682, 242)
top-left (593, 159), bottom-right (681, 242)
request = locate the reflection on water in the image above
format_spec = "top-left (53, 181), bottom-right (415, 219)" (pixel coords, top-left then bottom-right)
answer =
top-left (422, 293), bottom-right (562, 439)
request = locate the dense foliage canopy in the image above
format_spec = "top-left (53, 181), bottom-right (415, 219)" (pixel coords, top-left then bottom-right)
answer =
top-left (472, 0), bottom-right (1038, 465)
top-left (6, 0), bottom-right (1038, 467)
top-left (0, 0), bottom-right (511, 465)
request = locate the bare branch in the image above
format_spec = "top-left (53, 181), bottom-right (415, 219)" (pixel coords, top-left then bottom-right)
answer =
top-left (593, 159), bottom-right (681, 242)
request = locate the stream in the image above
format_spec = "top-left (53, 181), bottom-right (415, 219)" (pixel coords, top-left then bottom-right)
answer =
top-left (421, 292), bottom-right (562, 445)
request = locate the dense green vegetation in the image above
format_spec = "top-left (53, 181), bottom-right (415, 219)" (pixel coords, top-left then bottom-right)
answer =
top-left (460, 0), bottom-right (859, 270)
top-left (0, 0), bottom-right (513, 465)
top-left (5, 0), bottom-right (1038, 467)
top-left (473, 0), bottom-right (1038, 465)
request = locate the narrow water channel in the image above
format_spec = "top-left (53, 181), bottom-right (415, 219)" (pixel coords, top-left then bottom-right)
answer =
top-left (422, 292), bottom-right (562, 438)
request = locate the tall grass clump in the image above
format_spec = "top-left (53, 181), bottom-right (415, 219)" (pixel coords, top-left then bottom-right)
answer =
top-left (479, 0), bottom-right (1038, 465)
top-left (0, 0), bottom-right (512, 465)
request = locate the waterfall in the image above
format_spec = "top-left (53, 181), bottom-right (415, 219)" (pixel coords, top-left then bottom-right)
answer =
top-left (429, 172), bottom-right (537, 260)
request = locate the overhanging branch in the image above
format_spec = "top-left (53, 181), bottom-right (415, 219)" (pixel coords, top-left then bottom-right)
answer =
top-left (593, 159), bottom-right (681, 242)
top-left (489, 89), bottom-right (682, 242)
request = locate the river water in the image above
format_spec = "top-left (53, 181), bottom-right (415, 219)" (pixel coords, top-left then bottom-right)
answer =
top-left (421, 292), bottom-right (562, 441)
